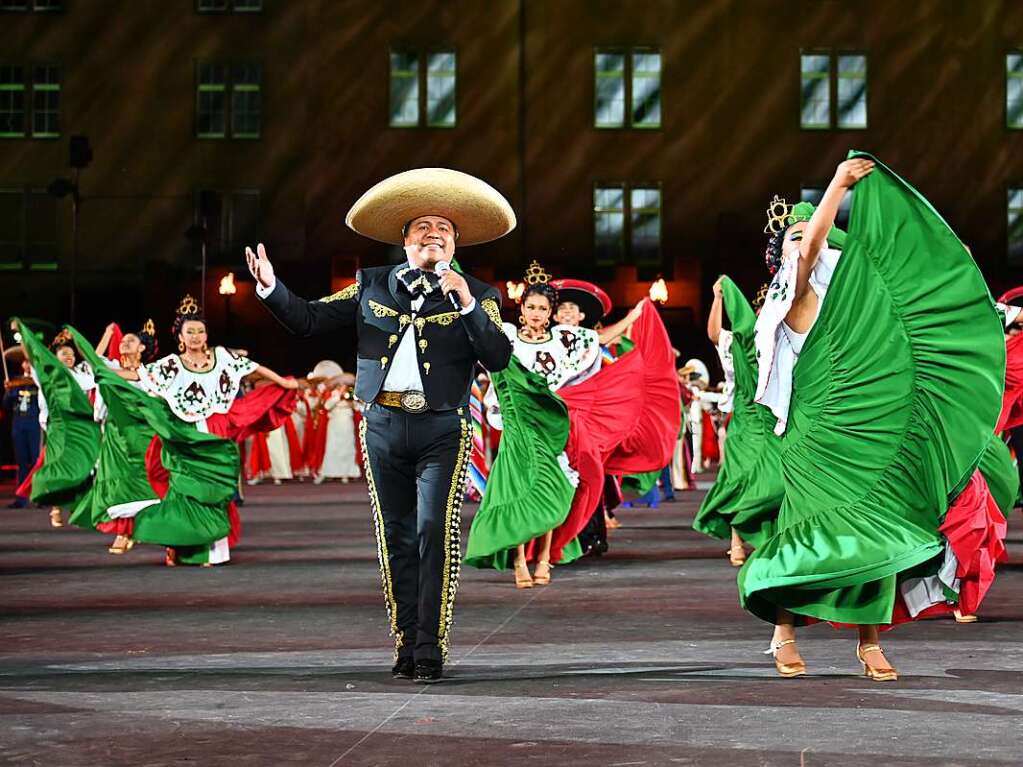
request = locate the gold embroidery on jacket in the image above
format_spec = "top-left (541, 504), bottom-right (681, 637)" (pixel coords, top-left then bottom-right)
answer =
top-left (424, 311), bottom-right (460, 327)
top-left (369, 300), bottom-right (399, 318)
top-left (480, 298), bottom-right (502, 327)
top-left (319, 281), bottom-right (359, 303)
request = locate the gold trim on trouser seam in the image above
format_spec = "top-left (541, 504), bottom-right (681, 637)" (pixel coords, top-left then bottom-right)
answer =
top-left (359, 416), bottom-right (404, 660)
top-left (438, 417), bottom-right (471, 662)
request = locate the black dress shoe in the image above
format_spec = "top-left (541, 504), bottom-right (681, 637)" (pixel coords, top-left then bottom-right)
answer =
top-left (392, 657), bottom-right (415, 679)
top-left (413, 659), bottom-right (443, 684)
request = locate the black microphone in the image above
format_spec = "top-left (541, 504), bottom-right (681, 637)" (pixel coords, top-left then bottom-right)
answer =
top-left (434, 260), bottom-right (462, 310)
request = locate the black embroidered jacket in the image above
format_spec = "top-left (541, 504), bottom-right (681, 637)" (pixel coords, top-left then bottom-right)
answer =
top-left (259, 264), bottom-right (512, 411)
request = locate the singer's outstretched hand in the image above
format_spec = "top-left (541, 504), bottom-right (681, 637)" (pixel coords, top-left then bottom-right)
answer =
top-left (438, 268), bottom-right (472, 308)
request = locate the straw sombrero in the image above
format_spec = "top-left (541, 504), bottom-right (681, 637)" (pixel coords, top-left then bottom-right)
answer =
top-left (345, 168), bottom-right (516, 246)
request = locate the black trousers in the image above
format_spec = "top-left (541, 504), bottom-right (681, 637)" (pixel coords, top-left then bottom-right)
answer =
top-left (360, 403), bottom-right (471, 663)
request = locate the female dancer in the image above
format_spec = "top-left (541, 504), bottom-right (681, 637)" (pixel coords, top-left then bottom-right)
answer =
top-left (694, 277), bottom-right (782, 567)
top-left (16, 325), bottom-right (100, 528)
top-left (467, 266), bottom-right (680, 587)
top-left (741, 155), bottom-right (1008, 680)
top-left (132, 296), bottom-right (298, 565)
top-left (68, 321), bottom-right (161, 553)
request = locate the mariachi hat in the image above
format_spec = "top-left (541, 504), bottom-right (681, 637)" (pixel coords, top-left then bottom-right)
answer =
top-left (549, 278), bottom-right (612, 328)
top-left (345, 168), bottom-right (517, 246)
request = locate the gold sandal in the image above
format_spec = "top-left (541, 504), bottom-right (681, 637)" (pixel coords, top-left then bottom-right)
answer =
top-left (533, 559), bottom-right (552, 586)
top-left (857, 643), bottom-right (898, 682)
top-left (765, 639), bottom-right (806, 678)
top-left (514, 560), bottom-right (533, 589)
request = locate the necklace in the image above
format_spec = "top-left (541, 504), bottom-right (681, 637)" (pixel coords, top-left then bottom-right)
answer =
top-left (181, 350), bottom-right (213, 371)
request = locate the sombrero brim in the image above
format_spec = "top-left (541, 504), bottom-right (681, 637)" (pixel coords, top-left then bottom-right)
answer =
top-left (4, 344), bottom-right (25, 363)
top-left (550, 279), bottom-right (612, 327)
top-left (346, 168), bottom-right (516, 246)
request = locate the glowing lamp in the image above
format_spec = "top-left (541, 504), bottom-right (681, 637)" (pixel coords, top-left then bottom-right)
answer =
top-left (218, 272), bottom-right (237, 296)
top-left (649, 278), bottom-right (668, 304)
top-left (506, 281), bottom-right (525, 302)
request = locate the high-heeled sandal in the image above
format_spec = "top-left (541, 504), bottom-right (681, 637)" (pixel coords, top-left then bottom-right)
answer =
top-left (953, 609), bottom-right (977, 624)
top-left (533, 559), bottom-right (552, 586)
top-left (49, 508), bottom-right (64, 528)
top-left (514, 560), bottom-right (533, 589)
top-left (164, 547), bottom-right (178, 567)
top-left (764, 638), bottom-right (806, 678)
top-left (727, 544), bottom-right (746, 567)
top-left (605, 513), bottom-right (622, 530)
top-left (857, 643), bottom-right (898, 682)
top-left (108, 536), bottom-right (135, 555)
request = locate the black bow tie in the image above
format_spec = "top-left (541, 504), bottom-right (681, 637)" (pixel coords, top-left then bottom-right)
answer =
top-left (397, 267), bottom-right (440, 299)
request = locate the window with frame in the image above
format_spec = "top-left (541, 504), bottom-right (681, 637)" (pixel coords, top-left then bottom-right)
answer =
top-left (799, 185), bottom-right (853, 228)
top-left (594, 48), bottom-right (661, 129)
top-left (0, 187), bottom-right (59, 270)
top-left (195, 188), bottom-right (261, 262)
top-left (1007, 54), bottom-right (1023, 129)
top-left (594, 183), bottom-right (662, 266)
top-left (389, 49), bottom-right (456, 128)
top-left (1, 1), bottom-right (63, 11)
top-left (0, 64), bottom-right (60, 139)
top-left (197, 0), bottom-right (262, 12)
top-left (196, 62), bottom-right (261, 139)
top-left (1009, 188), bottom-right (1023, 264)
top-left (800, 51), bottom-right (867, 130)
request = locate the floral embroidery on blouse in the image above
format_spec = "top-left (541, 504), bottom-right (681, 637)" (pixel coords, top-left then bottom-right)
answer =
top-left (139, 346), bottom-right (258, 423)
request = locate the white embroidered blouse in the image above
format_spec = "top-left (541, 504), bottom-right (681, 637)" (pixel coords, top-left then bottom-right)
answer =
top-left (753, 247), bottom-right (842, 435)
top-left (138, 346), bottom-right (258, 423)
top-left (502, 322), bottom-right (602, 392)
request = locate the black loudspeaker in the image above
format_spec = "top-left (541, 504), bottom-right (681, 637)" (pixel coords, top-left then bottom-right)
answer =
top-left (69, 135), bottom-right (92, 169)
top-left (199, 189), bottom-right (221, 219)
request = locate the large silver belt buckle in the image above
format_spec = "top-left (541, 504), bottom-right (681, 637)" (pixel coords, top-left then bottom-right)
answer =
top-left (399, 390), bottom-right (428, 414)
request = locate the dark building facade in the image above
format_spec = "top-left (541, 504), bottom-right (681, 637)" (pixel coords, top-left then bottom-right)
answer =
top-left (2, 0), bottom-right (1022, 374)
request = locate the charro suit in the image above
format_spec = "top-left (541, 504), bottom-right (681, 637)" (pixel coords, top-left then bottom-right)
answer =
top-left (260, 264), bottom-right (511, 662)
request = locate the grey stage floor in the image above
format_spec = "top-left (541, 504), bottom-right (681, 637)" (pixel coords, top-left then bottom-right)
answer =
top-left (1, 479), bottom-right (1022, 767)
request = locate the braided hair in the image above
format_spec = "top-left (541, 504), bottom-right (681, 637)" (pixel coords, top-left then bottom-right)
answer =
top-left (135, 325), bottom-right (159, 365)
top-left (764, 228), bottom-right (786, 276)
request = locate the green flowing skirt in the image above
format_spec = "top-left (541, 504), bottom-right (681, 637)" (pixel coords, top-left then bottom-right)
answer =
top-left (693, 277), bottom-right (783, 549)
top-left (979, 436), bottom-right (1020, 517)
top-left (69, 393), bottom-right (158, 531)
top-left (738, 153), bottom-right (1005, 626)
top-left (465, 358), bottom-right (578, 570)
top-left (66, 327), bottom-right (238, 558)
top-left (16, 319), bottom-right (100, 511)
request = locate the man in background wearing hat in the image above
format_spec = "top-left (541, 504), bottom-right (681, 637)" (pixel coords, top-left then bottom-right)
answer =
top-left (247, 168), bottom-right (513, 682)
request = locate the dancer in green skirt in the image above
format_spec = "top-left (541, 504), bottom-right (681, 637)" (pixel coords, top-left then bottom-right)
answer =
top-left (740, 154), bottom-right (1008, 681)
top-left (16, 322), bottom-right (100, 529)
top-left (693, 276), bottom-right (782, 564)
top-left (67, 321), bottom-right (161, 554)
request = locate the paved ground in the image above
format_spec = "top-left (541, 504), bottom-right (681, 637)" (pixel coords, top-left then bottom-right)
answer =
top-left (1, 479), bottom-right (1021, 767)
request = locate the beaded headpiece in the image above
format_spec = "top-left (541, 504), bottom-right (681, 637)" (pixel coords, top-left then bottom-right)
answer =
top-left (50, 328), bottom-right (73, 349)
top-left (177, 294), bottom-right (200, 316)
top-left (523, 259), bottom-right (551, 285)
top-left (764, 195), bottom-right (795, 235)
